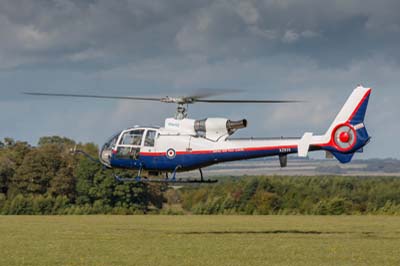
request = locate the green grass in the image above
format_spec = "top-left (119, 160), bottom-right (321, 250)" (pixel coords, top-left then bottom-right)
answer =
top-left (0, 216), bottom-right (400, 266)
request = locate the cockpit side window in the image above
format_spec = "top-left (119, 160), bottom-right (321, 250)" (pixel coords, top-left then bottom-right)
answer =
top-left (120, 129), bottom-right (144, 146)
top-left (144, 130), bottom-right (157, 147)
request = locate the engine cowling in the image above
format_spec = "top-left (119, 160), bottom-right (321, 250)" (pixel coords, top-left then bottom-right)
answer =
top-left (194, 118), bottom-right (247, 140)
top-left (163, 117), bottom-right (247, 141)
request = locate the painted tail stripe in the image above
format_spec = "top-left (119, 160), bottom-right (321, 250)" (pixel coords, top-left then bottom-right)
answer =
top-left (348, 88), bottom-right (371, 122)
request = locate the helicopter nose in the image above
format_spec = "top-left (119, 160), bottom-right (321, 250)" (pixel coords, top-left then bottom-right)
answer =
top-left (99, 132), bottom-right (121, 168)
top-left (100, 148), bottom-right (112, 167)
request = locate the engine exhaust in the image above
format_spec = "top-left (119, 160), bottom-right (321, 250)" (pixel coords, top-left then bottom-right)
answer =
top-left (226, 119), bottom-right (247, 131)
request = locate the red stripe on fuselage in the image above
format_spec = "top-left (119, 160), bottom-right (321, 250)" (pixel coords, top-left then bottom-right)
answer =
top-left (140, 144), bottom-right (297, 157)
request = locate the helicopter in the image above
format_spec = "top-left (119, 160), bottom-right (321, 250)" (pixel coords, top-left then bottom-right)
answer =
top-left (25, 85), bottom-right (371, 183)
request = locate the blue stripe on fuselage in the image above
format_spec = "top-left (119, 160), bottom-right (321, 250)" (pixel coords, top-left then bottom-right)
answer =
top-left (110, 148), bottom-right (299, 171)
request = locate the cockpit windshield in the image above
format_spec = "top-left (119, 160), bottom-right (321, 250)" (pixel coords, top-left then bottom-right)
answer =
top-left (99, 131), bottom-right (121, 167)
top-left (105, 132), bottom-right (120, 149)
top-left (99, 128), bottom-right (157, 167)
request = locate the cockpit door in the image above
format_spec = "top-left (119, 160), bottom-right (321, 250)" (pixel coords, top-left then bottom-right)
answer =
top-left (142, 129), bottom-right (158, 152)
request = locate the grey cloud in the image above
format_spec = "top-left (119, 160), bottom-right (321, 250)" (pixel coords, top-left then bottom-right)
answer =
top-left (0, 0), bottom-right (211, 68)
top-left (0, 0), bottom-right (400, 70)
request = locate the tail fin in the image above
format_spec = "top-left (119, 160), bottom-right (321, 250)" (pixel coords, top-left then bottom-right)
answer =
top-left (320, 85), bottom-right (372, 163)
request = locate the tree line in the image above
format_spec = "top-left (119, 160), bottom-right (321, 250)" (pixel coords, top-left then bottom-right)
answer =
top-left (174, 175), bottom-right (400, 215)
top-left (0, 136), bottom-right (400, 215)
top-left (0, 137), bottom-right (165, 214)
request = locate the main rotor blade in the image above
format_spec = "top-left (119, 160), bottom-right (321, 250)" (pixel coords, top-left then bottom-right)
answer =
top-left (186, 88), bottom-right (241, 100)
top-left (195, 99), bottom-right (303, 103)
top-left (23, 92), bottom-right (162, 102)
top-left (24, 92), bottom-right (304, 104)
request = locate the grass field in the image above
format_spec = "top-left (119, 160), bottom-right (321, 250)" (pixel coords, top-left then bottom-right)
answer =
top-left (0, 216), bottom-right (399, 266)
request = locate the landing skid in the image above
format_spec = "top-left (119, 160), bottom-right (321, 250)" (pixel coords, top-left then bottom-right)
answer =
top-left (114, 168), bottom-right (218, 184)
top-left (130, 178), bottom-right (218, 184)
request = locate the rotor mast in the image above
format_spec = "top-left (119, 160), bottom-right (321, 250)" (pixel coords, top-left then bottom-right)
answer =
top-left (176, 103), bottom-right (188, 119)
top-left (160, 96), bottom-right (194, 119)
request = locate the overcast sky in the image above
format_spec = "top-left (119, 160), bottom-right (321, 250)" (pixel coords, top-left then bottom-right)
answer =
top-left (0, 0), bottom-right (399, 158)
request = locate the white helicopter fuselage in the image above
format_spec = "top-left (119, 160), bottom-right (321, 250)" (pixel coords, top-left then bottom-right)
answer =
top-left (100, 86), bottom-right (371, 174)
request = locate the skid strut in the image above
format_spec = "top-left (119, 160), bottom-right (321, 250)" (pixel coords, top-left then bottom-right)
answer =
top-left (149, 168), bottom-right (217, 184)
top-left (114, 164), bottom-right (144, 182)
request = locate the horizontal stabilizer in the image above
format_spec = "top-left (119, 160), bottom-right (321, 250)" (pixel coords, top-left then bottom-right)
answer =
top-left (298, 132), bottom-right (313, 157)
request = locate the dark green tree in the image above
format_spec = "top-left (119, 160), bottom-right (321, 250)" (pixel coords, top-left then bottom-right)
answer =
top-left (74, 158), bottom-right (100, 205)
top-left (38, 136), bottom-right (75, 147)
top-left (0, 157), bottom-right (14, 195)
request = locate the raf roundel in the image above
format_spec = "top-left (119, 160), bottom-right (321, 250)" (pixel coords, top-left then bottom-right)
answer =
top-left (166, 148), bottom-right (176, 159)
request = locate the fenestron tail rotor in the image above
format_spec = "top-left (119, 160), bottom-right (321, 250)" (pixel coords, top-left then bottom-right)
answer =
top-left (23, 89), bottom-right (303, 119)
